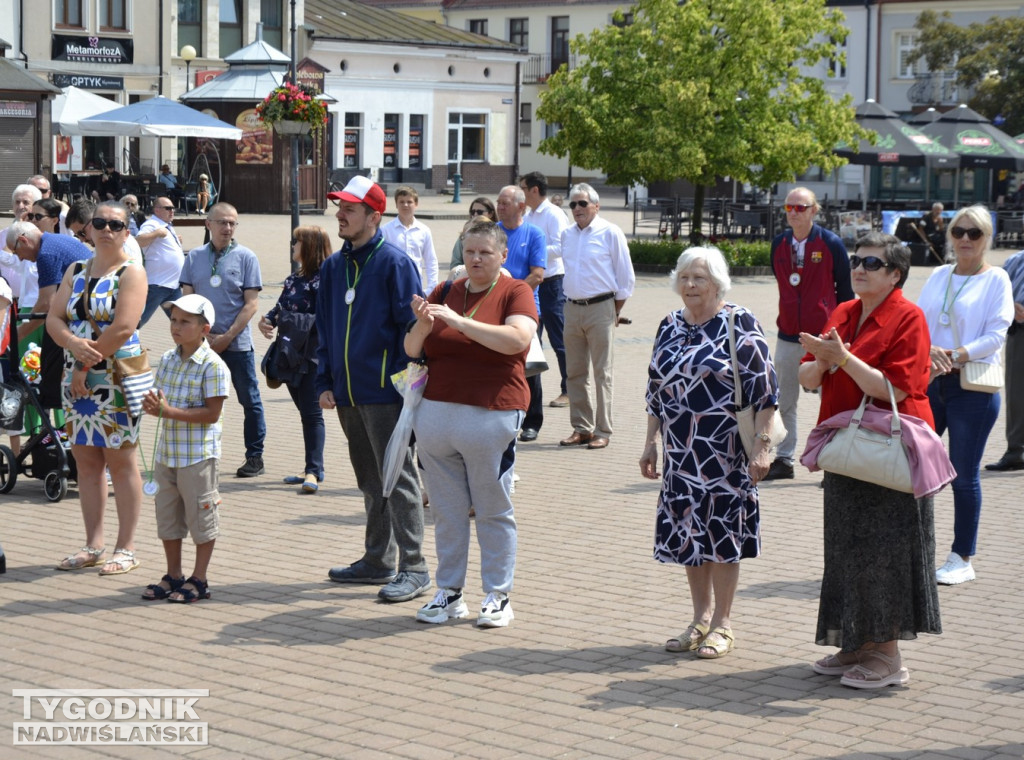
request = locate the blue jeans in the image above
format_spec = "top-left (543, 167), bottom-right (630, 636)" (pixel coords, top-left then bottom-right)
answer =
top-left (221, 349), bottom-right (266, 459)
top-left (928, 374), bottom-right (1000, 557)
top-left (139, 284), bottom-right (182, 327)
top-left (286, 370), bottom-right (325, 479)
top-left (538, 275), bottom-right (567, 394)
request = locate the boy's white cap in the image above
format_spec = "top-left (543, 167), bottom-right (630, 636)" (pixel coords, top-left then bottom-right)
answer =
top-left (163, 293), bottom-right (215, 324)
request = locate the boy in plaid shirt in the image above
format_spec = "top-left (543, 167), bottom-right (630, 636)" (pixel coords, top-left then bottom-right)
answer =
top-left (140, 294), bottom-right (230, 603)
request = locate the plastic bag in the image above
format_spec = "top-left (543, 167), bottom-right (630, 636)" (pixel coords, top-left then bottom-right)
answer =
top-left (381, 363), bottom-right (428, 499)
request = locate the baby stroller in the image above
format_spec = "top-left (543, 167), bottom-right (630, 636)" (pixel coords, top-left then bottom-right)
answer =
top-left (0, 309), bottom-right (77, 502)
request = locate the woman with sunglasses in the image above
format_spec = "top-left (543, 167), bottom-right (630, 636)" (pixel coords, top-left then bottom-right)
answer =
top-left (257, 226), bottom-right (332, 493)
top-left (799, 232), bottom-right (941, 689)
top-left (449, 197), bottom-right (497, 271)
top-left (46, 201), bottom-right (147, 576)
top-left (916, 205), bottom-right (1013, 586)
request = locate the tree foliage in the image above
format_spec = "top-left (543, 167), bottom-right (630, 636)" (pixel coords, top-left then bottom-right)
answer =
top-left (913, 10), bottom-right (1024, 135)
top-left (536, 0), bottom-right (868, 232)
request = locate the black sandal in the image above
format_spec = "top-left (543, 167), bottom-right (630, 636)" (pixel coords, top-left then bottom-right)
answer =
top-left (168, 576), bottom-right (210, 604)
top-left (142, 575), bottom-right (185, 601)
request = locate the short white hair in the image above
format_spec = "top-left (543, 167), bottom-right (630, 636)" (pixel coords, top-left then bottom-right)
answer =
top-left (12, 184), bottom-right (41, 205)
top-left (569, 183), bottom-right (599, 204)
top-left (6, 220), bottom-right (39, 251)
top-left (670, 246), bottom-right (732, 297)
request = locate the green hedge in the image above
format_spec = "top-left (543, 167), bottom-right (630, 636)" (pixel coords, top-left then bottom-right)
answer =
top-left (629, 239), bottom-right (772, 268)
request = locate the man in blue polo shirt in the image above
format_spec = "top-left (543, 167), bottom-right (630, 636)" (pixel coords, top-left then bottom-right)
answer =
top-left (496, 185), bottom-right (547, 442)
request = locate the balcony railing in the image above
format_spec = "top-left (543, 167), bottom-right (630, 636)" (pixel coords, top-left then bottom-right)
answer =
top-left (523, 53), bottom-right (576, 84)
top-left (907, 72), bottom-right (961, 106)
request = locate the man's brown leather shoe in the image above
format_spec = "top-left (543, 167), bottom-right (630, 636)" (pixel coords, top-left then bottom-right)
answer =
top-left (587, 437), bottom-right (610, 449)
top-left (559, 431), bottom-right (594, 446)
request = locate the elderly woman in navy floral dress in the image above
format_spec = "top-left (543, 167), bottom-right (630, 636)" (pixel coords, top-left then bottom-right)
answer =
top-left (258, 226), bottom-right (331, 493)
top-left (640, 247), bottom-right (780, 659)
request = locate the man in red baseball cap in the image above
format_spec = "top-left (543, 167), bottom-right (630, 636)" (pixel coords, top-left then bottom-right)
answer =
top-left (316, 176), bottom-right (431, 604)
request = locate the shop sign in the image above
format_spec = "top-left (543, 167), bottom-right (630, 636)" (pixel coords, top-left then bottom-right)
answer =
top-left (0, 101), bottom-right (37, 118)
top-left (53, 74), bottom-right (124, 90)
top-left (52, 34), bottom-right (133, 64)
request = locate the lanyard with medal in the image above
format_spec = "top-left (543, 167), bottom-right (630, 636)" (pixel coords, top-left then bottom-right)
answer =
top-left (939, 262), bottom-right (984, 326)
top-left (345, 237), bottom-right (385, 305)
top-left (137, 402), bottom-right (163, 496)
top-left (208, 242), bottom-right (233, 288)
top-left (789, 236), bottom-right (805, 287)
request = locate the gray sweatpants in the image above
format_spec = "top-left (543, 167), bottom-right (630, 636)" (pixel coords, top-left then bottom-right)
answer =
top-left (415, 399), bottom-right (522, 594)
top-left (337, 403), bottom-right (426, 573)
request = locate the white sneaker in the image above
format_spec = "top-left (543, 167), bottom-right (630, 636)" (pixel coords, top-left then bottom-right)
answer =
top-left (416, 588), bottom-right (468, 624)
top-left (936, 552), bottom-right (975, 585)
top-left (477, 591), bottom-right (514, 628)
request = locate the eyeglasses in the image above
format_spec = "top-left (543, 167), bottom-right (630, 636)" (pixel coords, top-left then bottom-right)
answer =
top-left (27, 213), bottom-right (57, 221)
top-left (950, 226), bottom-right (984, 241)
top-left (155, 205), bottom-right (175, 211)
top-left (469, 208), bottom-right (488, 216)
top-left (785, 204), bottom-right (812, 213)
top-left (90, 218), bottom-right (128, 232)
top-left (678, 275), bottom-right (710, 287)
top-left (209, 219), bottom-right (238, 228)
top-left (850, 255), bottom-right (895, 272)
top-left (71, 228), bottom-right (88, 241)
top-left (290, 237), bottom-right (298, 247)
top-left (569, 200), bottom-right (590, 209)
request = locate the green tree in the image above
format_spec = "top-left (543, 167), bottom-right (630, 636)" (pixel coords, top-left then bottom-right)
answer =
top-left (913, 10), bottom-right (1024, 135)
top-left (536, 0), bottom-right (867, 239)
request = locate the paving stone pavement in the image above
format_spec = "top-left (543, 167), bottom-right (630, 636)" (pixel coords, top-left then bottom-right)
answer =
top-left (2, 198), bottom-right (1023, 759)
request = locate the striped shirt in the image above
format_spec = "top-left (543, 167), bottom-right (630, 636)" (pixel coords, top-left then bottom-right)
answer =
top-left (154, 340), bottom-right (230, 468)
top-left (1003, 250), bottom-right (1024, 306)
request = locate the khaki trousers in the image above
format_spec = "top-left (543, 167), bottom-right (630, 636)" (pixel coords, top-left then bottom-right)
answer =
top-left (564, 298), bottom-right (616, 438)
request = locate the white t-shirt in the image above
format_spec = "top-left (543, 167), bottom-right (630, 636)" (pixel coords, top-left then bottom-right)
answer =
top-left (137, 216), bottom-right (184, 287)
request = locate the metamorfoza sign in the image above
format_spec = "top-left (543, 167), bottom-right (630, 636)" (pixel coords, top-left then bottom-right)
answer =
top-left (12, 689), bottom-right (208, 746)
top-left (51, 34), bottom-right (133, 64)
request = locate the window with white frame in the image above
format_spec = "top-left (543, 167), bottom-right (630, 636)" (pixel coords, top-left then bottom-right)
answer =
top-left (519, 103), bottom-right (532, 147)
top-left (178, 0), bottom-right (202, 54)
top-left (448, 112), bottom-right (487, 164)
top-left (100, 0), bottom-right (127, 31)
top-left (830, 35), bottom-right (846, 79)
top-left (510, 18), bottom-right (528, 49)
top-left (896, 32), bottom-right (923, 79)
top-left (56, 0), bottom-right (83, 27)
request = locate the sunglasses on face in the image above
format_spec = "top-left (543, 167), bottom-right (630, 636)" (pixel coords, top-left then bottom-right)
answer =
top-left (290, 237), bottom-right (298, 247)
top-left (469, 208), bottom-right (488, 216)
top-left (155, 205), bottom-right (175, 211)
top-left (950, 226), bottom-right (984, 241)
top-left (785, 204), bottom-right (812, 213)
top-left (850, 255), bottom-right (895, 272)
top-left (569, 200), bottom-right (590, 209)
top-left (90, 218), bottom-right (128, 232)
top-left (28, 213), bottom-right (57, 221)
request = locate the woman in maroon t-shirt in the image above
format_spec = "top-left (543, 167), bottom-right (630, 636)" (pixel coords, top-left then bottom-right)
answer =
top-left (405, 219), bottom-right (537, 630)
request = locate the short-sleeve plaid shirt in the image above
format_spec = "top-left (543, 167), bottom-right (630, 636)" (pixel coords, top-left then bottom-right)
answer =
top-left (154, 340), bottom-right (230, 468)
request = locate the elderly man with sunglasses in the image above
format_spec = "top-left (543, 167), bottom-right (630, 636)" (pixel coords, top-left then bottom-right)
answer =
top-left (135, 197), bottom-right (184, 326)
top-left (765, 187), bottom-right (854, 481)
top-left (558, 183), bottom-right (635, 451)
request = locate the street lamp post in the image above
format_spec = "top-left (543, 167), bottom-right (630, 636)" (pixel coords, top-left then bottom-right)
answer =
top-left (180, 45), bottom-right (196, 92)
top-left (288, 0), bottom-right (300, 272)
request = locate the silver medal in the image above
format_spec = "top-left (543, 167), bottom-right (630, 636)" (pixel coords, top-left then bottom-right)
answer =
top-left (210, 274), bottom-right (223, 288)
top-left (143, 481), bottom-right (159, 496)
top-left (789, 272), bottom-right (801, 287)
top-left (345, 288), bottom-right (356, 305)
top-left (939, 312), bottom-right (950, 326)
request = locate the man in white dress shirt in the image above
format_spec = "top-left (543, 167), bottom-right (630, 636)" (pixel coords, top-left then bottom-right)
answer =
top-left (558, 183), bottom-right (635, 450)
top-left (522, 171), bottom-right (572, 408)
top-left (381, 186), bottom-right (438, 292)
top-left (136, 196), bottom-right (185, 325)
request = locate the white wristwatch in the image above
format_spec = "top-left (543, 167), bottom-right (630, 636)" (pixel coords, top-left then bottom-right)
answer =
top-left (951, 349), bottom-right (961, 364)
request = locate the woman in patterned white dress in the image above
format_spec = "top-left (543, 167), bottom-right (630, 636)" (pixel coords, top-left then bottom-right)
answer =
top-left (640, 247), bottom-right (779, 659)
top-left (46, 201), bottom-right (147, 575)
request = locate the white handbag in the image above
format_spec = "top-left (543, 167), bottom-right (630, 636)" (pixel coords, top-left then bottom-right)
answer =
top-left (815, 379), bottom-right (913, 493)
top-left (951, 313), bottom-right (1002, 394)
top-left (727, 308), bottom-right (786, 457)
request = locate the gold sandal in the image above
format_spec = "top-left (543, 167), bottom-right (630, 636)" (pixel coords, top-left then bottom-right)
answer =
top-left (695, 626), bottom-right (735, 659)
top-left (665, 622), bottom-right (710, 653)
top-left (55, 546), bottom-right (105, 571)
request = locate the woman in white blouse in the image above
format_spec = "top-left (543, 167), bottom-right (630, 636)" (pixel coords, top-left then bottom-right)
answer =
top-left (917, 205), bottom-right (1013, 586)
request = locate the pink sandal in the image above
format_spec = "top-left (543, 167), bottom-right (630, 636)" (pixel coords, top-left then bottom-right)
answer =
top-left (840, 651), bottom-right (909, 689)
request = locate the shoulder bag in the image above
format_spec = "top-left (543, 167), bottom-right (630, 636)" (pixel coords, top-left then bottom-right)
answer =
top-left (950, 314), bottom-right (1002, 393)
top-left (727, 307), bottom-right (786, 457)
top-left (814, 378), bottom-right (913, 493)
top-left (82, 260), bottom-right (153, 418)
